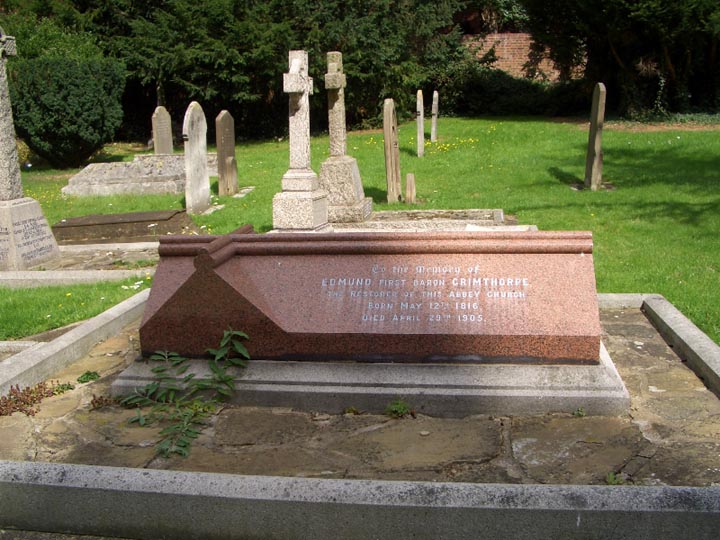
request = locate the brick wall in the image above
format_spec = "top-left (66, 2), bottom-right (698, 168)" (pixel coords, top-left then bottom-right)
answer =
top-left (465, 32), bottom-right (561, 81)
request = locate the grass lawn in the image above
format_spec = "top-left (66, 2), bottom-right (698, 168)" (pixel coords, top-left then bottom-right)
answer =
top-left (13, 116), bottom-right (720, 344)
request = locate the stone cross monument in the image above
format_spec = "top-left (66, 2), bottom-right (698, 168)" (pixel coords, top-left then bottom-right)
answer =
top-left (0, 27), bottom-right (59, 270)
top-left (318, 51), bottom-right (372, 223)
top-left (272, 50), bottom-right (329, 231)
top-left (584, 82), bottom-right (606, 191)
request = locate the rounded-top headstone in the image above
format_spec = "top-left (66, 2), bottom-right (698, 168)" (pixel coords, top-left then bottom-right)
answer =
top-left (182, 101), bottom-right (211, 214)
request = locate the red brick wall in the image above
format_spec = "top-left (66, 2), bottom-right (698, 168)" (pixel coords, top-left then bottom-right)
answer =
top-left (465, 33), bottom-right (561, 81)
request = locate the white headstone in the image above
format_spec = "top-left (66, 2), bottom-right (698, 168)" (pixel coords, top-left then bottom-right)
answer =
top-left (182, 101), bottom-right (211, 214)
top-left (431, 91), bottom-right (439, 143)
top-left (416, 90), bottom-right (424, 157)
top-left (0, 27), bottom-right (60, 271)
top-left (272, 50), bottom-right (329, 231)
top-left (151, 106), bottom-right (173, 155)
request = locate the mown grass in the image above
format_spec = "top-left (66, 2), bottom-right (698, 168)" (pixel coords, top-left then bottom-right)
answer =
top-left (0, 277), bottom-right (152, 340)
top-left (17, 116), bottom-right (720, 344)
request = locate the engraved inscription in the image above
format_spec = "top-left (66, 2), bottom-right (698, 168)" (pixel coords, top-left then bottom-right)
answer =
top-left (321, 262), bottom-right (530, 327)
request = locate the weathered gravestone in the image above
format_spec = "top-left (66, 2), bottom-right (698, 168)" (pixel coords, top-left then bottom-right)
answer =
top-left (152, 106), bottom-right (173, 155)
top-left (584, 82), bottom-right (606, 191)
top-left (406, 173), bottom-right (416, 204)
top-left (416, 90), bottom-right (424, 157)
top-left (383, 98), bottom-right (402, 203)
top-left (140, 231), bottom-right (602, 364)
top-left (272, 50), bottom-right (329, 231)
top-left (216, 110), bottom-right (238, 196)
top-left (62, 154), bottom-right (218, 197)
top-left (318, 52), bottom-right (372, 223)
top-left (431, 90), bottom-right (439, 143)
top-left (183, 101), bottom-right (211, 214)
top-left (0, 27), bottom-right (59, 270)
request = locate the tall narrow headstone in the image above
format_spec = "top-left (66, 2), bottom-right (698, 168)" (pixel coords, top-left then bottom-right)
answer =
top-left (584, 83), bottom-right (606, 191)
top-left (318, 51), bottom-right (372, 223)
top-left (151, 106), bottom-right (173, 155)
top-left (272, 50), bottom-right (329, 231)
top-left (0, 27), bottom-right (59, 270)
top-left (416, 89), bottom-right (424, 157)
top-left (215, 110), bottom-right (238, 196)
top-left (383, 98), bottom-right (402, 203)
top-left (406, 173), bottom-right (416, 204)
top-left (182, 101), bottom-right (211, 214)
top-left (430, 91), bottom-right (439, 143)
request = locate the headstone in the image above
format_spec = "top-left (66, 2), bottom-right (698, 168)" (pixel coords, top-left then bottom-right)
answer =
top-left (406, 173), bottom-right (416, 204)
top-left (584, 82), bottom-right (606, 191)
top-left (383, 98), bottom-right (402, 203)
top-left (139, 230), bottom-right (603, 366)
top-left (182, 101), bottom-right (211, 215)
top-left (416, 89), bottom-right (424, 157)
top-left (0, 27), bottom-right (59, 270)
top-left (272, 50), bottom-right (329, 231)
top-left (151, 106), bottom-right (173, 155)
top-left (430, 91), bottom-right (439, 143)
top-left (216, 110), bottom-right (238, 196)
top-left (318, 51), bottom-right (372, 223)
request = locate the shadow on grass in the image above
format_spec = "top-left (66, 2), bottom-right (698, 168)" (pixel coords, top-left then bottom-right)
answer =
top-left (549, 167), bottom-right (582, 186)
top-left (365, 186), bottom-right (389, 204)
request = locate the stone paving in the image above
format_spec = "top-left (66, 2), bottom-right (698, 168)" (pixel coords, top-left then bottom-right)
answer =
top-left (2, 307), bottom-right (719, 487)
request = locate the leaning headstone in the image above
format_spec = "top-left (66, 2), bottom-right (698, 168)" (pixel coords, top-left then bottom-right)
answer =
top-left (383, 98), bottom-right (402, 203)
top-left (182, 101), bottom-right (211, 214)
top-left (416, 90), bottom-right (424, 157)
top-left (318, 51), bottom-right (372, 223)
top-left (430, 91), bottom-right (439, 143)
top-left (406, 173), bottom-right (416, 204)
top-left (272, 50), bottom-right (329, 231)
top-left (584, 83), bottom-right (606, 191)
top-left (151, 106), bottom-right (173, 155)
top-left (0, 27), bottom-right (59, 270)
top-left (216, 110), bottom-right (238, 196)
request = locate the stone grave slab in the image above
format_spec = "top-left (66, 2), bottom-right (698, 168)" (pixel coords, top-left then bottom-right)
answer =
top-left (62, 154), bottom-right (218, 197)
top-left (140, 231), bottom-right (602, 364)
top-left (51, 210), bottom-right (201, 244)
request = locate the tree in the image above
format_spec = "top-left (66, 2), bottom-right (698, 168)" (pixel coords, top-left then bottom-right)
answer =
top-left (3, 14), bottom-right (125, 167)
top-left (520, 0), bottom-right (720, 115)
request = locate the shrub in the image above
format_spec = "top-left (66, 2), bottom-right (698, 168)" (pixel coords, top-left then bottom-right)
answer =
top-left (9, 56), bottom-right (125, 168)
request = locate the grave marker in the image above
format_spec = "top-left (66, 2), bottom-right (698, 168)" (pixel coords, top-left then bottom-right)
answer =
top-left (416, 90), bottom-right (424, 157)
top-left (216, 110), bottom-right (238, 196)
top-left (140, 230), bottom-right (602, 365)
top-left (406, 173), bottom-right (416, 204)
top-left (182, 101), bottom-right (211, 215)
top-left (431, 91), bottom-right (439, 143)
top-left (272, 50), bottom-right (329, 231)
top-left (0, 27), bottom-right (59, 270)
top-left (584, 82), bottom-right (606, 191)
top-left (383, 98), bottom-right (402, 203)
top-left (151, 106), bottom-right (173, 155)
top-left (318, 51), bottom-right (372, 223)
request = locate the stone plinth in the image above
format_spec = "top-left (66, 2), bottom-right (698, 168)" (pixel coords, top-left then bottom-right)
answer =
top-left (140, 231), bottom-right (602, 363)
top-left (319, 155), bottom-right (372, 223)
top-left (0, 198), bottom-right (60, 270)
top-left (272, 190), bottom-right (329, 231)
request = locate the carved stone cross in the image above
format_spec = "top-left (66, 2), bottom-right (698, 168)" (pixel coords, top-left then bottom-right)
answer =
top-left (325, 51), bottom-right (347, 157)
top-left (283, 50), bottom-right (313, 171)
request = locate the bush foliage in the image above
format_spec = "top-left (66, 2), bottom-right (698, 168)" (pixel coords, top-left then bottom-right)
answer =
top-left (10, 56), bottom-right (125, 167)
